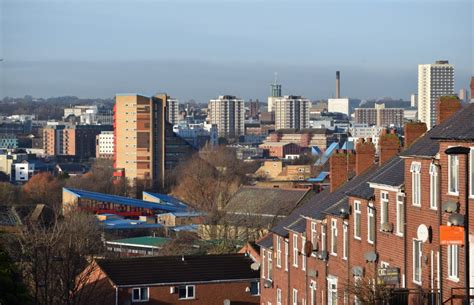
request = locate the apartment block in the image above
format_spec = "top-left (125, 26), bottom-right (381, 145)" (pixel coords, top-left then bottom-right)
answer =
top-left (208, 95), bottom-right (245, 138)
top-left (274, 95), bottom-right (310, 130)
top-left (95, 131), bottom-right (114, 159)
top-left (257, 103), bottom-right (473, 305)
top-left (166, 97), bottom-right (180, 125)
top-left (418, 60), bottom-right (454, 129)
top-left (354, 104), bottom-right (404, 127)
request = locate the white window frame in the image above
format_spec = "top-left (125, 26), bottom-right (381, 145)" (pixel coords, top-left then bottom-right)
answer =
top-left (367, 203), bottom-right (374, 244)
top-left (293, 234), bottom-right (299, 267)
top-left (293, 288), bottom-right (298, 305)
top-left (429, 163), bottom-right (439, 210)
top-left (321, 224), bottom-right (327, 251)
top-left (413, 239), bottom-right (422, 284)
top-left (411, 162), bottom-right (421, 206)
top-left (380, 191), bottom-right (389, 226)
top-left (448, 155), bottom-right (459, 195)
top-left (328, 277), bottom-right (338, 305)
top-left (330, 219), bottom-right (337, 256)
top-left (302, 236), bottom-right (306, 271)
top-left (311, 221), bottom-right (317, 256)
top-left (277, 288), bottom-right (282, 305)
top-left (396, 193), bottom-right (404, 236)
top-left (285, 239), bottom-right (289, 272)
top-left (343, 222), bottom-right (348, 260)
top-left (267, 250), bottom-right (273, 281)
top-left (178, 285), bottom-right (195, 300)
top-left (276, 237), bottom-right (282, 268)
top-left (262, 249), bottom-right (266, 279)
top-left (132, 287), bottom-right (149, 302)
top-left (470, 148), bottom-right (474, 198)
top-left (354, 201), bottom-right (361, 240)
top-left (447, 245), bottom-right (459, 281)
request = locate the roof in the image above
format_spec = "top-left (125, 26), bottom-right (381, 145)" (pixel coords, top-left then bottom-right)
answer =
top-left (274, 128), bottom-right (331, 135)
top-left (56, 163), bottom-right (85, 173)
top-left (402, 103), bottom-right (474, 157)
top-left (256, 232), bottom-right (273, 249)
top-left (224, 186), bottom-right (311, 217)
top-left (100, 218), bottom-right (164, 230)
top-left (64, 188), bottom-right (186, 212)
top-left (307, 171), bottom-right (329, 183)
top-left (142, 191), bottom-right (189, 209)
top-left (158, 211), bottom-right (203, 217)
top-left (368, 157), bottom-right (405, 188)
top-left (285, 217), bottom-right (306, 233)
top-left (106, 236), bottom-right (170, 248)
top-left (96, 254), bottom-right (259, 286)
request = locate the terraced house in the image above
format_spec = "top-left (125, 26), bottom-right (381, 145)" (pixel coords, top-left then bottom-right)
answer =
top-left (257, 101), bottom-right (474, 305)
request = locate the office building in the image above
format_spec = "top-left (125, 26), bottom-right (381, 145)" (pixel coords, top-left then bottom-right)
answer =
top-left (114, 94), bottom-right (194, 188)
top-left (410, 94), bottom-right (417, 107)
top-left (267, 78), bottom-right (282, 112)
top-left (172, 122), bottom-right (218, 148)
top-left (166, 97), bottom-right (180, 125)
top-left (96, 131), bottom-right (114, 159)
top-left (417, 60), bottom-right (454, 129)
top-left (274, 95), bottom-right (310, 130)
top-left (328, 98), bottom-right (359, 117)
top-left (354, 104), bottom-right (404, 127)
top-left (43, 123), bottom-right (112, 159)
top-left (208, 95), bottom-right (245, 138)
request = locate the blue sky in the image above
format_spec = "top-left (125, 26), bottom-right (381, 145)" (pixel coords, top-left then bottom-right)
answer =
top-left (1, 0), bottom-right (472, 102)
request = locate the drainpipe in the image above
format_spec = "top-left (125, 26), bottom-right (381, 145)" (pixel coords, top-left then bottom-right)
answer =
top-left (115, 286), bottom-right (118, 305)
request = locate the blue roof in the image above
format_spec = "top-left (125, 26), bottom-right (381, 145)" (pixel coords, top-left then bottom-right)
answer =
top-left (64, 188), bottom-right (186, 213)
top-left (341, 141), bottom-right (354, 150)
top-left (307, 171), bottom-right (330, 183)
top-left (142, 192), bottom-right (189, 209)
top-left (315, 142), bottom-right (339, 166)
top-left (170, 224), bottom-right (199, 232)
top-left (160, 211), bottom-right (204, 217)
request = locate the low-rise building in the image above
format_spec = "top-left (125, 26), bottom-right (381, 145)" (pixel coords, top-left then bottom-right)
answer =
top-left (259, 142), bottom-right (301, 158)
top-left (82, 254), bottom-right (260, 305)
top-left (105, 236), bottom-right (171, 257)
top-left (156, 212), bottom-right (204, 227)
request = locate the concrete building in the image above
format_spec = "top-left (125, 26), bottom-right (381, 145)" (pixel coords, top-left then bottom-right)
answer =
top-left (172, 122), bottom-right (218, 148)
top-left (96, 131), bottom-right (114, 159)
top-left (267, 79), bottom-right (282, 112)
top-left (411, 93), bottom-right (418, 107)
top-left (328, 98), bottom-right (359, 117)
top-left (166, 97), bottom-right (180, 125)
top-left (43, 123), bottom-right (112, 159)
top-left (354, 104), bottom-right (404, 127)
top-left (0, 134), bottom-right (18, 149)
top-left (274, 95), bottom-right (310, 130)
top-left (264, 128), bottom-right (336, 149)
top-left (417, 60), bottom-right (454, 129)
top-left (458, 88), bottom-right (467, 103)
top-left (208, 95), bottom-right (245, 138)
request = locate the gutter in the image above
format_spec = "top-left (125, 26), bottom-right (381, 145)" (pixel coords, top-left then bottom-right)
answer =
top-left (115, 278), bottom-right (260, 288)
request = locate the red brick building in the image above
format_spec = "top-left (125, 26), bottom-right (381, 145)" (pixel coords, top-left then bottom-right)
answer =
top-left (257, 103), bottom-right (474, 305)
top-left (82, 254), bottom-right (260, 305)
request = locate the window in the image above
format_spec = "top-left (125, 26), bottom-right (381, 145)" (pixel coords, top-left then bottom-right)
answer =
top-left (302, 236), bottom-right (306, 271)
top-left (293, 234), bottom-right (299, 267)
top-left (413, 240), bottom-right (422, 284)
top-left (411, 162), bottom-right (421, 206)
top-left (328, 278), bottom-right (338, 305)
top-left (132, 287), bottom-right (149, 302)
top-left (178, 285), bottom-right (195, 299)
top-left (430, 164), bottom-right (439, 209)
top-left (285, 239), bottom-right (289, 271)
top-left (277, 237), bottom-right (282, 268)
top-left (368, 204), bottom-right (374, 244)
top-left (268, 250), bottom-right (273, 280)
top-left (448, 245), bottom-right (459, 280)
top-left (250, 281), bottom-right (260, 296)
top-left (343, 222), bottom-right (348, 260)
top-left (277, 288), bottom-right (282, 305)
top-left (293, 289), bottom-right (298, 305)
top-left (262, 250), bottom-right (266, 279)
top-left (330, 219), bottom-right (337, 255)
top-left (354, 201), bottom-right (361, 239)
top-left (311, 222), bottom-right (317, 254)
top-left (470, 149), bottom-right (474, 198)
top-left (310, 281), bottom-right (317, 305)
top-left (448, 155), bottom-right (459, 194)
top-left (396, 194), bottom-right (404, 236)
top-left (380, 191), bottom-right (389, 225)
top-left (321, 225), bottom-right (327, 251)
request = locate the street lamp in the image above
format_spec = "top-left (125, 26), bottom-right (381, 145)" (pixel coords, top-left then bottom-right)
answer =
top-left (445, 146), bottom-right (470, 305)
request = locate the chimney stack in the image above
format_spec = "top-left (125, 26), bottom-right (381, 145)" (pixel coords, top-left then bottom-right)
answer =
top-left (336, 71), bottom-right (341, 99)
top-left (330, 149), bottom-right (355, 192)
top-left (378, 128), bottom-right (401, 165)
top-left (436, 96), bottom-right (462, 126)
top-left (355, 138), bottom-right (376, 175)
top-left (404, 122), bottom-right (427, 148)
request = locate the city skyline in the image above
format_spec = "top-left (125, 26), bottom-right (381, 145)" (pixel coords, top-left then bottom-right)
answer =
top-left (1, 0), bottom-right (472, 101)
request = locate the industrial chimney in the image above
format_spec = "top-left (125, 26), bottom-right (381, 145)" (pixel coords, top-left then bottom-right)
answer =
top-left (336, 71), bottom-right (341, 98)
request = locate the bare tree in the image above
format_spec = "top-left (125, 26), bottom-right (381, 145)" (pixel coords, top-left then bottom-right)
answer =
top-left (6, 211), bottom-right (109, 305)
top-left (342, 270), bottom-right (393, 305)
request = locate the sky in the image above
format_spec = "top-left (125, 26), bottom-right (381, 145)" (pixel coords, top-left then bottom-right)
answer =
top-left (1, 0), bottom-right (472, 102)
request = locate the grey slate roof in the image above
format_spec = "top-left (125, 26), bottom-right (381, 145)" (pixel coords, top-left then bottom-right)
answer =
top-left (402, 103), bottom-right (474, 157)
top-left (368, 157), bottom-right (405, 187)
top-left (256, 232), bottom-right (273, 248)
top-left (285, 217), bottom-right (306, 233)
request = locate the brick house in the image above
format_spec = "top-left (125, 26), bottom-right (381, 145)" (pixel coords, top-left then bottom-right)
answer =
top-left (81, 254), bottom-right (260, 305)
top-left (257, 103), bottom-right (474, 305)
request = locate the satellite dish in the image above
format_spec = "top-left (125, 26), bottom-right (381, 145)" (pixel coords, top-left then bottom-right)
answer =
top-left (417, 224), bottom-right (429, 242)
top-left (352, 266), bottom-right (364, 277)
top-left (250, 262), bottom-right (260, 271)
top-left (364, 251), bottom-right (378, 262)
